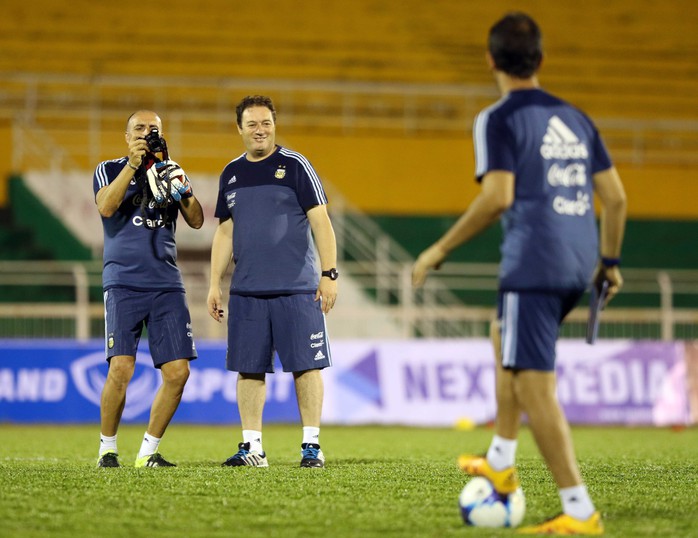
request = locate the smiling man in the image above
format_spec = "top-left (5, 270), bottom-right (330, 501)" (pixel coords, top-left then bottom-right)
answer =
top-left (207, 95), bottom-right (338, 468)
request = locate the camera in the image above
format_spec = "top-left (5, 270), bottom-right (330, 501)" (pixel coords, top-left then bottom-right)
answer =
top-left (144, 128), bottom-right (166, 153)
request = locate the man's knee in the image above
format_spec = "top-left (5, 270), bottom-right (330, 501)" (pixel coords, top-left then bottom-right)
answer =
top-left (513, 370), bottom-right (557, 412)
top-left (161, 360), bottom-right (190, 388)
top-left (106, 356), bottom-right (135, 387)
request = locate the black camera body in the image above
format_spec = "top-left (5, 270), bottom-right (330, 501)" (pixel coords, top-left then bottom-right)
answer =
top-left (144, 128), bottom-right (166, 153)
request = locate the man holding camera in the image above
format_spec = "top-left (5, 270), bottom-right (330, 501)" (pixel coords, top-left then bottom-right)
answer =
top-left (93, 110), bottom-right (204, 468)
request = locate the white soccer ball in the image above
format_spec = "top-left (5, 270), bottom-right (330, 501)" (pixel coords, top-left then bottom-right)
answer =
top-left (458, 476), bottom-right (525, 528)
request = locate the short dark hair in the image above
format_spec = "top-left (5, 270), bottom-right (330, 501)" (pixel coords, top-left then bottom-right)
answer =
top-left (488, 12), bottom-right (543, 78)
top-left (236, 95), bottom-right (276, 127)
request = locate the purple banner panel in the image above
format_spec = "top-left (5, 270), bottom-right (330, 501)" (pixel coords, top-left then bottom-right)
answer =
top-left (555, 340), bottom-right (686, 425)
top-left (324, 339), bottom-right (691, 427)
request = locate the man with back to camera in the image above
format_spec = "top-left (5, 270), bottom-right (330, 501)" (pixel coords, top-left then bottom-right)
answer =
top-left (94, 110), bottom-right (204, 468)
top-left (412, 13), bottom-right (627, 535)
top-left (207, 95), bottom-right (338, 468)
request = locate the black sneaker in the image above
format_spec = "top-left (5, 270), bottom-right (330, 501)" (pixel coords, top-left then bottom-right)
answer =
top-left (97, 451), bottom-right (120, 468)
top-left (300, 443), bottom-right (325, 468)
top-left (222, 442), bottom-right (268, 467)
top-left (135, 453), bottom-right (176, 468)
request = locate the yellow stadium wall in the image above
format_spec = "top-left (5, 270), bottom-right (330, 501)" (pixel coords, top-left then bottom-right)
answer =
top-left (0, 121), bottom-right (12, 207)
top-left (280, 133), bottom-right (476, 215)
top-left (282, 133), bottom-right (697, 219)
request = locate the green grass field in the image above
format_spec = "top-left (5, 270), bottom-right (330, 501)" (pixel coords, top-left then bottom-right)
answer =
top-left (1, 424), bottom-right (696, 538)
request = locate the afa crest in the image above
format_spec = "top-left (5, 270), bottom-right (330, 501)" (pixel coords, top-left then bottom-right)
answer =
top-left (275, 167), bottom-right (286, 179)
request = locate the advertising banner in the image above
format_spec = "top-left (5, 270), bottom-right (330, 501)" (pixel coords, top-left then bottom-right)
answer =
top-left (0, 339), bottom-right (693, 426)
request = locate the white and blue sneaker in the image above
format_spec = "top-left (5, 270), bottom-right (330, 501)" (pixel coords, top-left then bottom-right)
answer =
top-left (300, 443), bottom-right (325, 468)
top-left (222, 442), bottom-right (268, 467)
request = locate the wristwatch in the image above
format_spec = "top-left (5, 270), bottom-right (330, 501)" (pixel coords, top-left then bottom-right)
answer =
top-left (321, 268), bottom-right (339, 280)
top-left (601, 257), bottom-right (621, 267)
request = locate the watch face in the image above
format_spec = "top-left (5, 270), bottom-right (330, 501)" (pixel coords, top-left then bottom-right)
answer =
top-left (323, 268), bottom-right (338, 280)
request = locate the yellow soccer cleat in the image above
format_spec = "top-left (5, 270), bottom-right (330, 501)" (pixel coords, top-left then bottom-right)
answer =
top-left (134, 453), bottom-right (176, 468)
top-left (517, 511), bottom-right (604, 535)
top-left (97, 451), bottom-right (120, 468)
top-left (457, 454), bottom-right (520, 494)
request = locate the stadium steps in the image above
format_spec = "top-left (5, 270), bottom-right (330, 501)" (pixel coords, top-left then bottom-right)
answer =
top-left (7, 176), bottom-right (91, 261)
top-left (0, 207), bottom-right (53, 262)
top-left (0, 207), bottom-right (72, 303)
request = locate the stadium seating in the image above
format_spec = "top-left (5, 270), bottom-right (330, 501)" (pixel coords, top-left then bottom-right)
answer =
top-left (1, 0), bottom-right (697, 216)
top-left (2, 0), bottom-right (696, 119)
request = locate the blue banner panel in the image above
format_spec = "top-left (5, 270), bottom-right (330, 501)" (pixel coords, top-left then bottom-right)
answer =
top-left (0, 340), bottom-right (299, 424)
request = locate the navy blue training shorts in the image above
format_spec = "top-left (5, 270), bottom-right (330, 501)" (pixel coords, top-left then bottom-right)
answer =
top-left (226, 293), bottom-right (332, 374)
top-left (104, 287), bottom-right (197, 367)
top-left (497, 289), bottom-right (584, 372)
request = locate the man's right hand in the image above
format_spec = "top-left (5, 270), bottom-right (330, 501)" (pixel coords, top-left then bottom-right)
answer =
top-left (127, 137), bottom-right (149, 170)
top-left (412, 243), bottom-right (448, 288)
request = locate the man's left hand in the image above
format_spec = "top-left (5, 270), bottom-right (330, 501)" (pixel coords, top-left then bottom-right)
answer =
top-left (171, 174), bottom-right (193, 201)
top-left (315, 280), bottom-right (338, 314)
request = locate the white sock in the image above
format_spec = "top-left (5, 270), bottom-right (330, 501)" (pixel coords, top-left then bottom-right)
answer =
top-left (302, 426), bottom-right (320, 446)
top-left (100, 433), bottom-right (117, 455)
top-left (137, 432), bottom-right (161, 459)
top-left (560, 484), bottom-right (595, 521)
top-left (486, 435), bottom-right (518, 470)
top-left (243, 430), bottom-right (263, 453)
